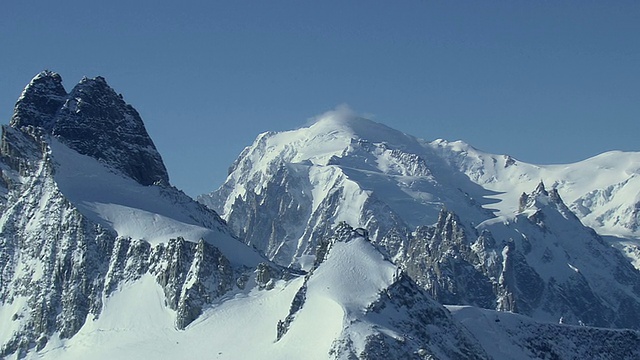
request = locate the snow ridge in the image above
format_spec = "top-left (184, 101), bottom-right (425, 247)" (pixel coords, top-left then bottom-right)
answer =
top-left (275, 223), bottom-right (490, 359)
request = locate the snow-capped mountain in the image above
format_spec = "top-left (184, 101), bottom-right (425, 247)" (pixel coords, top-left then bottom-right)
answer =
top-left (0, 72), bottom-right (500, 360)
top-left (200, 107), bottom-right (494, 266)
top-left (200, 106), bottom-right (640, 329)
top-left (0, 71), bottom-right (271, 358)
top-left (3, 72), bottom-right (640, 359)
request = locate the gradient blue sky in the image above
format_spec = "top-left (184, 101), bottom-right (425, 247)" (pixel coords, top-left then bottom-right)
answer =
top-left (2, 1), bottom-right (639, 197)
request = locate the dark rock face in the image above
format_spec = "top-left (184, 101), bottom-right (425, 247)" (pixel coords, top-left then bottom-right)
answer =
top-left (10, 71), bottom-right (169, 186)
top-left (223, 163), bottom-right (314, 265)
top-left (276, 281), bottom-right (307, 341)
top-left (403, 211), bottom-right (496, 310)
top-left (513, 314), bottom-right (640, 359)
top-left (400, 185), bottom-right (640, 330)
top-left (117, 237), bottom-right (241, 330)
top-left (52, 76), bottom-right (168, 186)
top-left (10, 71), bottom-right (67, 130)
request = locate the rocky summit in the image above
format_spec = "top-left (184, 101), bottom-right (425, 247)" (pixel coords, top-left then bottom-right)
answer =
top-left (11, 71), bottom-right (168, 186)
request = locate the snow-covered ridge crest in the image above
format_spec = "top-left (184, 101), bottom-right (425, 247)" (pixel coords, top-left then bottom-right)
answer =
top-left (430, 138), bottom-right (640, 239)
top-left (217, 105), bottom-right (424, 208)
top-left (275, 222), bottom-right (490, 359)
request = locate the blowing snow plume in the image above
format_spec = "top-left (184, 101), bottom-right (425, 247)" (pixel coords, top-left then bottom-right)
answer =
top-left (306, 104), bottom-right (359, 126)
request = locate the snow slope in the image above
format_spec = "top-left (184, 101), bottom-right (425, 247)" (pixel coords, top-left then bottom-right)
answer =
top-left (25, 224), bottom-right (638, 360)
top-left (29, 275), bottom-right (303, 360)
top-left (49, 137), bottom-right (263, 267)
top-left (203, 111), bottom-right (640, 270)
top-left (25, 226), bottom-right (487, 360)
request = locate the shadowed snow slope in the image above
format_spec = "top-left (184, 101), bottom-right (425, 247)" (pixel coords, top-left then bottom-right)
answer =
top-left (49, 136), bottom-right (261, 265)
top-left (447, 305), bottom-right (640, 360)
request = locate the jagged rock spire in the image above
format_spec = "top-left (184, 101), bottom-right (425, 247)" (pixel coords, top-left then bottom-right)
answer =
top-left (533, 180), bottom-right (548, 196)
top-left (8, 71), bottom-right (169, 186)
top-left (52, 75), bottom-right (169, 186)
top-left (10, 70), bottom-right (67, 130)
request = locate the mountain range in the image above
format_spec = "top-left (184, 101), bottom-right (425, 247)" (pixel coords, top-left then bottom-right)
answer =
top-left (1, 72), bottom-right (640, 359)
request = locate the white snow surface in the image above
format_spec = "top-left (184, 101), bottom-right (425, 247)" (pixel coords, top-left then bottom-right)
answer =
top-left (29, 274), bottom-right (301, 360)
top-left (207, 113), bottom-right (640, 267)
top-left (213, 111), bottom-right (490, 237)
top-left (430, 140), bottom-right (640, 238)
top-left (49, 137), bottom-right (263, 267)
top-left (27, 235), bottom-right (399, 360)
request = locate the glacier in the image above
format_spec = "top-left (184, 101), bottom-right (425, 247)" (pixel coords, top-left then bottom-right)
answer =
top-left (201, 107), bottom-right (640, 330)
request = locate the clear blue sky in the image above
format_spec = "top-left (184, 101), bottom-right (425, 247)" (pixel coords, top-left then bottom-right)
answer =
top-left (2, 1), bottom-right (639, 197)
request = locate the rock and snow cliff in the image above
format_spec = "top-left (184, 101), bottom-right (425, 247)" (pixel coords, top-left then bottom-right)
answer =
top-left (200, 109), bottom-right (493, 267)
top-left (0, 72), bottom-right (270, 358)
top-left (201, 107), bottom-right (640, 330)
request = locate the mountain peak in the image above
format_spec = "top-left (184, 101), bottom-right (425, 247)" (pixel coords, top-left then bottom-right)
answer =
top-left (517, 181), bottom-right (579, 226)
top-left (32, 69), bottom-right (63, 84)
top-left (9, 71), bottom-right (169, 186)
top-left (533, 180), bottom-right (548, 196)
top-left (10, 70), bottom-right (67, 130)
top-left (307, 106), bottom-right (420, 151)
top-left (52, 74), bottom-right (169, 186)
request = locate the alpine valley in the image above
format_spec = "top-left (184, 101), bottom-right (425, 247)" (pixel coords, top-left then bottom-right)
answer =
top-left (1, 72), bottom-right (639, 360)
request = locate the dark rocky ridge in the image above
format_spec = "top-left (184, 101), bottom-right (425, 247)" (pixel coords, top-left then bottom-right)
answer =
top-left (10, 71), bottom-right (168, 186)
top-left (402, 183), bottom-right (640, 329)
top-left (10, 71), bottom-right (67, 130)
